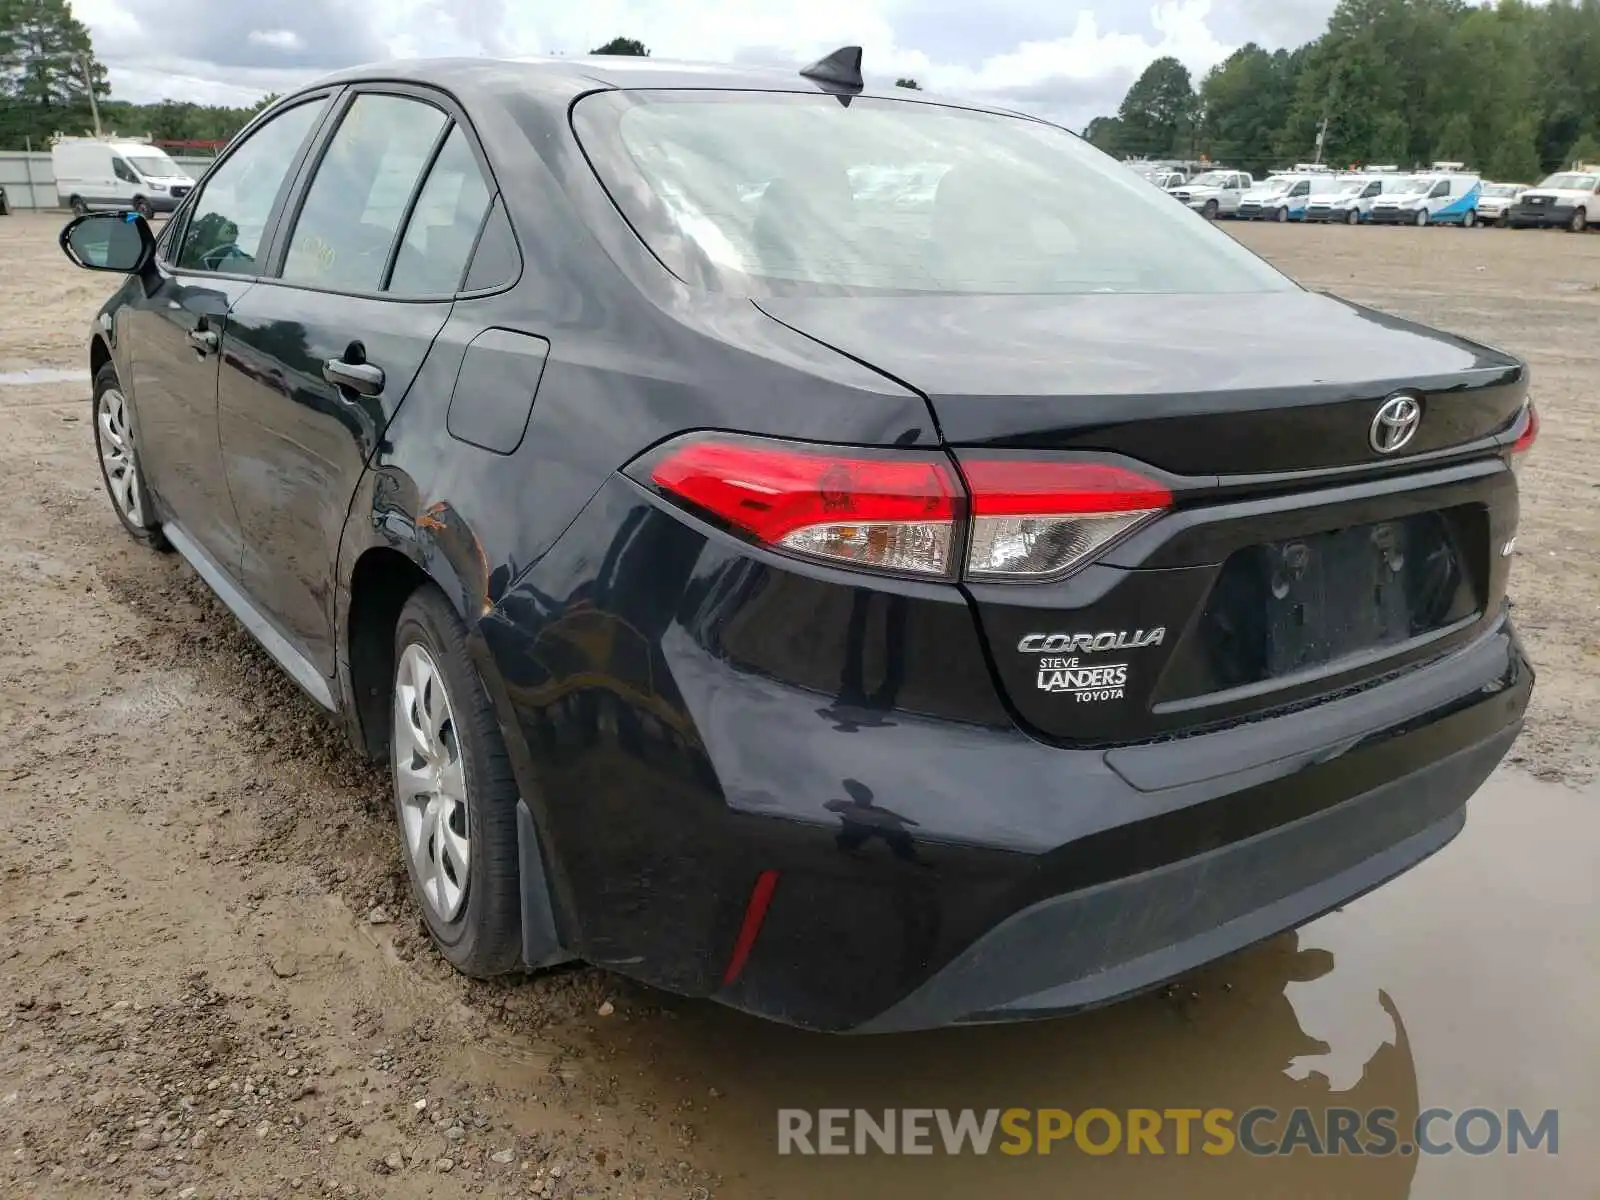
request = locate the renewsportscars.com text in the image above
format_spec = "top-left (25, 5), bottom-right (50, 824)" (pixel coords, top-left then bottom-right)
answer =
top-left (777, 1107), bottom-right (1559, 1158)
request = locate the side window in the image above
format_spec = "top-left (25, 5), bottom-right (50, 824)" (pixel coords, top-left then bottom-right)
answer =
top-left (462, 197), bottom-right (519, 292)
top-left (113, 158), bottom-right (139, 184)
top-left (1291, 181), bottom-right (1309, 197)
top-left (1364, 182), bottom-right (1381, 198)
top-left (281, 94), bottom-right (447, 293)
top-left (1430, 181), bottom-right (1450, 198)
top-left (387, 125), bottom-right (493, 296)
top-left (175, 99), bottom-right (328, 275)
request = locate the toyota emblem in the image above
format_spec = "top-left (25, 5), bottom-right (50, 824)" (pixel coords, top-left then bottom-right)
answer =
top-left (1370, 393), bottom-right (1423, 454)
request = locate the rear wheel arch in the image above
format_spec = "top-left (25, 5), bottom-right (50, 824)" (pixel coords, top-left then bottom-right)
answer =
top-left (346, 546), bottom-right (432, 761)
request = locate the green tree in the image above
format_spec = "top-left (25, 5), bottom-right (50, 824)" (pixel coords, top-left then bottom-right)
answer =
top-left (0, 0), bottom-right (108, 145)
top-left (895, 77), bottom-right (921, 89)
top-left (1115, 56), bottom-right (1196, 157)
top-left (1197, 44), bottom-right (1304, 173)
top-left (1082, 114), bottom-right (1125, 154)
top-left (1085, 0), bottom-right (1600, 176)
top-left (1567, 130), bottom-right (1600, 166)
top-left (591, 36), bottom-right (648, 56)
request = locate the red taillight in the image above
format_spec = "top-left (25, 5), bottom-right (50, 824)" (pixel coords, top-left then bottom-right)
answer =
top-left (638, 435), bottom-right (1172, 582)
top-left (1511, 402), bottom-right (1538, 460)
top-left (646, 436), bottom-right (962, 576)
top-left (956, 456), bottom-right (1172, 580)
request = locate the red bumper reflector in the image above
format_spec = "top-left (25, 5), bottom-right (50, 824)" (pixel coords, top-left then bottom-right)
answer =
top-left (721, 869), bottom-right (781, 986)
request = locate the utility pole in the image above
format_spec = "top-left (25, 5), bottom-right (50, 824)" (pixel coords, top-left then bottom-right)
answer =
top-left (1314, 114), bottom-right (1329, 165)
top-left (77, 55), bottom-right (103, 137)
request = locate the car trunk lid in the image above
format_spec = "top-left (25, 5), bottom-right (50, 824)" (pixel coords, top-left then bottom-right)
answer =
top-left (755, 290), bottom-right (1528, 744)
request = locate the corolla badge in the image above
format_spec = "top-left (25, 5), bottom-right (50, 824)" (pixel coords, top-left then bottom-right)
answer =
top-left (1370, 393), bottom-right (1423, 454)
top-left (1017, 628), bottom-right (1165, 654)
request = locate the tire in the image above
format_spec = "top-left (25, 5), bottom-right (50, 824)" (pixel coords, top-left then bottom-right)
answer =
top-left (133, 197), bottom-right (153, 219)
top-left (1274, 206), bottom-right (1288, 223)
top-left (1202, 199), bottom-right (1218, 220)
top-left (92, 363), bottom-right (169, 550)
top-left (391, 585), bottom-right (524, 978)
top-left (1568, 209), bottom-right (1587, 233)
top-left (1461, 209), bottom-right (1476, 229)
top-left (1414, 208), bottom-right (1429, 227)
top-left (1346, 207), bottom-right (1361, 225)
top-left (70, 195), bottom-right (88, 216)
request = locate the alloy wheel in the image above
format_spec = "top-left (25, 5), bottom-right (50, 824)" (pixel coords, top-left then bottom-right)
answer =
top-left (97, 387), bottom-right (145, 527)
top-left (394, 643), bottom-right (470, 922)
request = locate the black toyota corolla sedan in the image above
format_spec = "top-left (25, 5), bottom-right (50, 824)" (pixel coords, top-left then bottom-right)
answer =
top-left (60, 49), bottom-right (1536, 1032)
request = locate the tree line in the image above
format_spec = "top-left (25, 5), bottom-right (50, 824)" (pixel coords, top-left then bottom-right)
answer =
top-left (0, 1), bottom-right (661, 152)
top-left (1085, 0), bottom-right (1600, 182)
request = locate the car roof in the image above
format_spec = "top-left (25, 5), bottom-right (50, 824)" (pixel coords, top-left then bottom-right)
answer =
top-left (305, 54), bottom-right (1016, 115)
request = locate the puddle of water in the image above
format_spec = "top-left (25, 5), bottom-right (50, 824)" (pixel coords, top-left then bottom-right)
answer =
top-left (0, 367), bottom-right (90, 386)
top-left (588, 767), bottom-right (1599, 1199)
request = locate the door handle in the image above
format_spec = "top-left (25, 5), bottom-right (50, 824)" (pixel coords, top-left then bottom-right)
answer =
top-left (322, 357), bottom-right (385, 396)
top-left (189, 328), bottom-right (218, 353)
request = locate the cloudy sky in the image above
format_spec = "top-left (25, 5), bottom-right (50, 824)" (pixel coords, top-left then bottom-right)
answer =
top-left (72, 0), bottom-right (1338, 131)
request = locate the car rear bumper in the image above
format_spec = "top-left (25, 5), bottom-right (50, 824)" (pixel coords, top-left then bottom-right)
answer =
top-left (858, 715), bottom-right (1515, 1031)
top-left (478, 474), bottom-right (1531, 1031)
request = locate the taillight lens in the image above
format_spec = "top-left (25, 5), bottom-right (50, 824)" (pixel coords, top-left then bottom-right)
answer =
top-left (637, 436), bottom-right (1172, 582)
top-left (1510, 402), bottom-right (1538, 465)
top-left (645, 436), bottom-right (962, 577)
top-left (957, 457), bottom-right (1173, 580)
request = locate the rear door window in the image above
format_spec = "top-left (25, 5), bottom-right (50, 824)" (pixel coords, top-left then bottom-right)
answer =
top-left (387, 125), bottom-right (493, 296)
top-left (280, 94), bottom-right (448, 293)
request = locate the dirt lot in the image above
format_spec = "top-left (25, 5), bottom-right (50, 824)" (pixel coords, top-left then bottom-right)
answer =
top-left (1, 211), bottom-right (1597, 1200)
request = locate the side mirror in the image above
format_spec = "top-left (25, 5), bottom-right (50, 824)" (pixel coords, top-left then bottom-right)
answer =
top-left (59, 211), bottom-right (156, 274)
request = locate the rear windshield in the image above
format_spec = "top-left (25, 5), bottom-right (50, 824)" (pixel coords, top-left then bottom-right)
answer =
top-left (573, 91), bottom-right (1292, 297)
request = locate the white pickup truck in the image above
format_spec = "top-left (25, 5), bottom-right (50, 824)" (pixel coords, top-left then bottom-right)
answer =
top-left (1506, 168), bottom-right (1600, 232)
top-left (1168, 170), bottom-right (1254, 219)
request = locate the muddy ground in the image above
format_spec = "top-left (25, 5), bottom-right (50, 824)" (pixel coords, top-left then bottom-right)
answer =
top-left (1, 212), bottom-right (1597, 1200)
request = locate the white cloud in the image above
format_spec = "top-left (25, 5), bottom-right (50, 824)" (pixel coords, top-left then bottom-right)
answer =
top-left (247, 29), bottom-right (305, 52)
top-left (69, 0), bottom-right (1322, 127)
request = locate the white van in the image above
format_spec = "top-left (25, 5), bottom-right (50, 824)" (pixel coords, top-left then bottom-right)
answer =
top-left (51, 136), bottom-right (196, 217)
top-left (1302, 174), bottom-right (1409, 224)
top-left (1235, 174), bottom-right (1317, 222)
top-left (1367, 171), bottom-right (1482, 226)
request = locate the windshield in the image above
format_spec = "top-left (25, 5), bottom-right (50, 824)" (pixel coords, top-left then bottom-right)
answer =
top-left (1187, 171), bottom-right (1229, 187)
top-left (1393, 178), bottom-right (1432, 195)
top-left (1255, 176), bottom-right (1290, 192)
top-left (1482, 184), bottom-right (1518, 197)
top-left (1539, 173), bottom-right (1598, 191)
top-left (1333, 180), bottom-right (1366, 194)
top-left (575, 92), bottom-right (1292, 297)
top-left (125, 153), bottom-right (181, 179)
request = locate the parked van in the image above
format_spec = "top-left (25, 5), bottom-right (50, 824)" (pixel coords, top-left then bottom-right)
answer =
top-left (1236, 173), bottom-right (1317, 221)
top-left (51, 136), bottom-right (195, 216)
top-left (1367, 171), bottom-right (1482, 226)
top-left (1303, 174), bottom-right (1391, 224)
